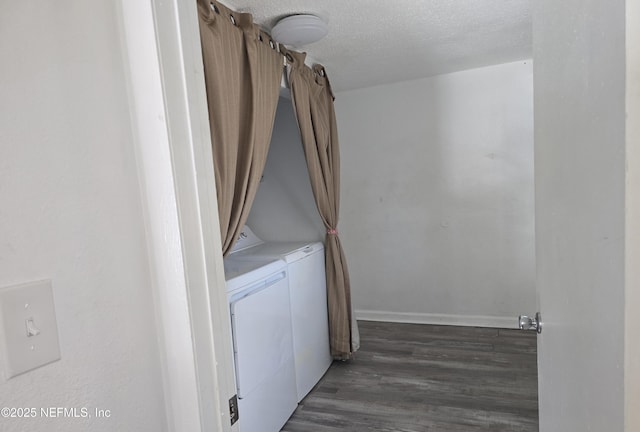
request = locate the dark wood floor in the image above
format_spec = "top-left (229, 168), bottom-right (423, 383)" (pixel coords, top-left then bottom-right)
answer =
top-left (282, 321), bottom-right (538, 432)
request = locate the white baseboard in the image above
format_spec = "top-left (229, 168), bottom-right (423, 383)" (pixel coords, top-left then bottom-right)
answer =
top-left (355, 309), bottom-right (518, 329)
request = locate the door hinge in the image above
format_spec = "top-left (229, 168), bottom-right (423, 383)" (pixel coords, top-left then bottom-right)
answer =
top-left (518, 312), bottom-right (542, 334)
top-left (229, 394), bottom-right (239, 426)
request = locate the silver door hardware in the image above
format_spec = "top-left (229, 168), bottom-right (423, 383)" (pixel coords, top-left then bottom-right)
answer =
top-left (518, 312), bottom-right (542, 334)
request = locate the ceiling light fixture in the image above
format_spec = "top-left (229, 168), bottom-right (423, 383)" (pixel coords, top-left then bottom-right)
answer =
top-left (271, 14), bottom-right (328, 47)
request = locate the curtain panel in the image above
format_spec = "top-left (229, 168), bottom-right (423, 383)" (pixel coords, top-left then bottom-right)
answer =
top-left (283, 48), bottom-right (360, 359)
top-left (197, 0), bottom-right (282, 256)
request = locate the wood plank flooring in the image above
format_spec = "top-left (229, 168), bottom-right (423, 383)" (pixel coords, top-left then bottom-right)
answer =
top-left (282, 321), bottom-right (538, 432)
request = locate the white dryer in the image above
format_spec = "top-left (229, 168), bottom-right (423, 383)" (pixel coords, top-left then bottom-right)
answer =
top-left (230, 226), bottom-right (333, 402)
top-left (223, 255), bottom-right (297, 432)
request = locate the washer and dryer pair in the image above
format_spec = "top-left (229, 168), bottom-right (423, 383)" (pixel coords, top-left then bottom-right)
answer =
top-left (223, 226), bottom-right (332, 432)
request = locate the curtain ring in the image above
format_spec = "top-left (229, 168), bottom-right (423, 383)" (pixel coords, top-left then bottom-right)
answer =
top-left (258, 33), bottom-right (263, 42)
top-left (229, 14), bottom-right (236, 26)
top-left (269, 40), bottom-right (275, 49)
top-left (209, 2), bottom-right (219, 14)
top-left (285, 53), bottom-right (294, 63)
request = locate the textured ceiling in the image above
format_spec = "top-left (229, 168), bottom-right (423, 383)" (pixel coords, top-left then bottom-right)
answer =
top-left (219, 0), bottom-right (532, 92)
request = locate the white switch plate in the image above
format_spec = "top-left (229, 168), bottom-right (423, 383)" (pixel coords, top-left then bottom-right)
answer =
top-left (0, 280), bottom-right (61, 379)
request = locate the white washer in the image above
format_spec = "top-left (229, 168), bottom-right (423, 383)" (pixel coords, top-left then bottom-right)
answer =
top-left (223, 255), bottom-right (297, 432)
top-left (230, 226), bottom-right (332, 402)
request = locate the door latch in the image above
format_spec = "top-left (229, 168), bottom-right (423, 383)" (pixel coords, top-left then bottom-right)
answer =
top-left (518, 312), bottom-right (542, 334)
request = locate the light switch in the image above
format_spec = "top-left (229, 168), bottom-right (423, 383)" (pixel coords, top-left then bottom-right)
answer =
top-left (0, 280), bottom-right (61, 379)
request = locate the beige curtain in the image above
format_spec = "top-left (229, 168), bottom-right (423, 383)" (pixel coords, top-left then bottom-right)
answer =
top-left (283, 49), bottom-right (360, 359)
top-left (197, 0), bottom-right (283, 256)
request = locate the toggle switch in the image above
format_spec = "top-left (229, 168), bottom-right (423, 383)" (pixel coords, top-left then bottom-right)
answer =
top-left (25, 317), bottom-right (41, 337)
top-left (0, 280), bottom-right (61, 379)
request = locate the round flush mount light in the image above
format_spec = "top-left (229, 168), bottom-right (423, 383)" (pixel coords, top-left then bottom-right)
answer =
top-left (271, 14), bottom-right (328, 47)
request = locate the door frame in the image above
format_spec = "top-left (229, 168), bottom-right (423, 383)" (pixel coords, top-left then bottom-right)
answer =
top-left (625, 1), bottom-right (640, 429)
top-left (119, 0), bottom-right (237, 431)
top-left (151, 0), bottom-right (239, 430)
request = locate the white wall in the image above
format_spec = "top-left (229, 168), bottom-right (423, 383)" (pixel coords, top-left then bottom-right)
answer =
top-left (533, 0), bottom-right (626, 430)
top-left (247, 97), bottom-right (325, 242)
top-left (334, 61), bottom-right (535, 327)
top-left (0, 2), bottom-right (166, 431)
